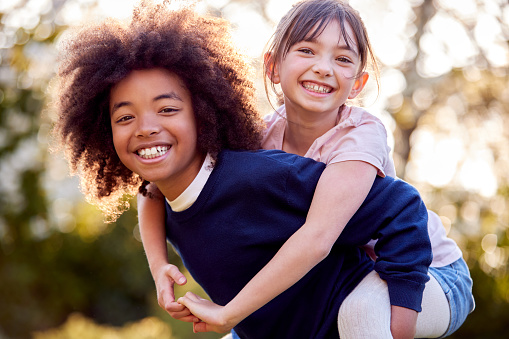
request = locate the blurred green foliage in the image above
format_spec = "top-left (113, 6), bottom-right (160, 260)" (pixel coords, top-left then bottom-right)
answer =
top-left (0, 0), bottom-right (508, 338)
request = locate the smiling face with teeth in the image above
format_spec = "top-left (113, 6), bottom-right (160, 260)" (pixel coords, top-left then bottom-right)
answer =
top-left (110, 68), bottom-right (205, 200)
top-left (271, 19), bottom-right (368, 122)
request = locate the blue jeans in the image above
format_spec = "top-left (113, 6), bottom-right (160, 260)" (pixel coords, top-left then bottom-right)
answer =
top-left (428, 258), bottom-right (475, 338)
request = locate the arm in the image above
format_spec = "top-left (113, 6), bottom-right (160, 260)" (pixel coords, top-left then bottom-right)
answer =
top-left (137, 185), bottom-right (198, 323)
top-left (337, 176), bottom-right (431, 337)
top-left (391, 305), bottom-right (418, 339)
top-left (180, 170), bottom-right (429, 337)
top-left (179, 160), bottom-right (377, 332)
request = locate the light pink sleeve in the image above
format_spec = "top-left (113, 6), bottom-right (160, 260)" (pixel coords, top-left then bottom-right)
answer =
top-left (322, 108), bottom-right (395, 177)
top-left (261, 108), bottom-right (286, 151)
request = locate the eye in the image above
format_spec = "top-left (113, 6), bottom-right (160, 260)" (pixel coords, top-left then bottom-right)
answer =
top-left (160, 107), bottom-right (178, 114)
top-left (336, 56), bottom-right (352, 64)
top-left (297, 48), bottom-right (313, 55)
top-left (115, 115), bottom-right (133, 124)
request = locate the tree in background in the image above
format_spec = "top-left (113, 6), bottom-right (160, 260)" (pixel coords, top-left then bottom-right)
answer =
top-left (0, 1), bottom-right (508, 338)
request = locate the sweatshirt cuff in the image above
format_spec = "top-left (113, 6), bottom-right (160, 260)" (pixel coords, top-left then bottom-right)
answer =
top-left (385, 277), bottom-right (427, 312)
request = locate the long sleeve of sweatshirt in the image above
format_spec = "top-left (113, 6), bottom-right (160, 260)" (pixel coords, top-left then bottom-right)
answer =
top-left (330, 175), bottom-right (432, 311)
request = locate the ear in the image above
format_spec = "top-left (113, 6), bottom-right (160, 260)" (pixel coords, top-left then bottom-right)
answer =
top-left (264, 52), bottom-right (280, 84)
top-left (348, 72), bottom-right (369, 99)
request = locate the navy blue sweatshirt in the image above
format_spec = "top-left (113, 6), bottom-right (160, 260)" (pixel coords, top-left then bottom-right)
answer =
top-left (165, 150), bottom-right (432, 338)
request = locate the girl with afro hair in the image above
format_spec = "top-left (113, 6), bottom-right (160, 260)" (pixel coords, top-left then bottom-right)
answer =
top-left (54, 0), bottom-right (264, 219)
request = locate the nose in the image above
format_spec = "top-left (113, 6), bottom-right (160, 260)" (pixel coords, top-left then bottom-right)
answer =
top-left (312, 57), bottom-right (333, 77)
top-left (136, 114), bottom-right (161, 137)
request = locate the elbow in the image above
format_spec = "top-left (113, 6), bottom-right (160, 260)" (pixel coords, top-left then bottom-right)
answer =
top-left (298, 223), bottom-right (337, 263)
top-left (309, 236), bottom-right (333, 262)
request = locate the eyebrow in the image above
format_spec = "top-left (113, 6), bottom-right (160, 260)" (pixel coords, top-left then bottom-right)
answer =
top-left (337, 43), bottom-right (359, 58)
top-left (111, 91), bottom-right (183, 114)
top-left (305, 38), bottom-right (359, 58)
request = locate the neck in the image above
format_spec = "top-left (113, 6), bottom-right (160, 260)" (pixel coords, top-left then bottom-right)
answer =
top-left (282, 106), bottom-right (340, 156)
top-left (156, 152), bottom-right (207, 201)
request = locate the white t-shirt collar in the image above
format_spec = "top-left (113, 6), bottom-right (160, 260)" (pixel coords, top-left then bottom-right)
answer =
top-left (166, 153), bottom-right (213, 212)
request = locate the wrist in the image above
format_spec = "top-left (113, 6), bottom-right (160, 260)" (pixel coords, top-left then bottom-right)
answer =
top-left (221, 304), bottom-right (245, 330)
top-left (149, 260), bottom-right (170, 279)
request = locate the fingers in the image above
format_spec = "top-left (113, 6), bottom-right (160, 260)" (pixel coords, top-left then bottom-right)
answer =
top-left (165, 264), bottom-right (187, 285)
top-left (177, 292), bottom-right (209, 326)
top-left (156, 271), bottom-right (185, 317)
top-left (160, 300), bottom-right (200, 322)
top-left (171, 307), bottom-right (200, 323)
top-left (161, 300), bottom-right (185, 313)
top-left (154, 265), bottom-right (204, 324)
top-left (157, 283), bottom-right (177, 311)
top-left (193, 321), bottom-right (210, 333)
top-left (182, 291), bottom-right (201, 301)
top-left (177, 291), bottom-right (205, 308)
top-left (179, 314), bottom-right (201, 323)
top-left (156, 264), bottom-right (186, 310)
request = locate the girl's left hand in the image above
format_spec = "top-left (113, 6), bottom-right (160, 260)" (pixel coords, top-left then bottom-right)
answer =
top-left (177, 292), bottom-right (236, 333)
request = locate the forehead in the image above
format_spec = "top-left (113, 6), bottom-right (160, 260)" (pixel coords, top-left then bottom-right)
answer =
top-left (307, 19), bottom-right (357, 45)
top-left (284, 17), bottom-right (358, 54)
top-left (110, 68), bottom-right (189, 100)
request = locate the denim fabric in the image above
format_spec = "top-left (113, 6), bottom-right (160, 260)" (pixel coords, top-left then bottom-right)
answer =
top-left (428, 258), bottom-right (475, 338)
top-left (231, 330), bottom-right (241, 339)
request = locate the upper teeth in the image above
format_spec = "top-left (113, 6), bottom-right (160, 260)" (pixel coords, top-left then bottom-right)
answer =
top-left (302, 82), bottom-right (332, 93)
top-left (137, 146), bottom-right (169, 159)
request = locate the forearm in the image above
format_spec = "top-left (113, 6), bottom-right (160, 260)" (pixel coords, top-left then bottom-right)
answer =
top-left (137, 186), bottom-right (193, 321)
top-left (222, 162), bottom-right (377, 326)
top-left (222, 225), bottom-right (333, 325)
top-left (137, 190), bottom-right (169, 276)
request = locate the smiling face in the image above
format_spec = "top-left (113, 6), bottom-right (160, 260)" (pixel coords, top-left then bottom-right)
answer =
top-left (272, 20), bottom-right (368, 120)
top-left (110, 68), bottom-right (205, 200)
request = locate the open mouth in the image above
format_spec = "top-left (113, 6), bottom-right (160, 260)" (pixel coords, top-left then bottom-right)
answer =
top-left (137, 146), bottom-right (169, 159)
top-left (302, 81), bottom-right (333, 94)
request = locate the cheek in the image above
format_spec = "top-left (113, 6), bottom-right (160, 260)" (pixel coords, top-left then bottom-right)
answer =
top-left (111, 127), bottom-right (128, 158)
top-left (338, 68), bottom-right (357, 79)
top-left (183, 125), bottom-right (199, 151)
top-left (178, 113), bottom-right (199, 145)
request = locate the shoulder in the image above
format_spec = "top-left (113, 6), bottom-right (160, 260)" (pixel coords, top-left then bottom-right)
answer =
top-left (341, 106), bottom-right (386, 130)
top-left (338, 106), bottom-right (385, 131)
top-left (371, 176), bottom-right (422, 202)
top-left (335, 106), bottom-right (390, 149)
top-left (263, 105), bottom-right (286, 125)
top-left (216, 150), bottom-right (324, 204)
top-left (342, 105), bottom-right (381, 122)
top-left (218, 150), bottom-right (324, 189)
top-left (219, 149), bottom-right (322, 170)
top-left (261, 106), bottom-right (286, 149)
top-left (334, 106), bottom-right (389, 143)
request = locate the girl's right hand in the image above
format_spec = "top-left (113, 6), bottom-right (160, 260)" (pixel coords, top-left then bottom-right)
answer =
top-left (178, 292), bottom-right (238, 334)
top-left (155, 264), bottom-right (200, 322)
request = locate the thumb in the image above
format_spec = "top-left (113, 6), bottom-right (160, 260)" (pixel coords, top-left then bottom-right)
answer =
top-left (177, 293), bottom-right (201, 311)
top-left (165, 264), bottom-right (187, 285)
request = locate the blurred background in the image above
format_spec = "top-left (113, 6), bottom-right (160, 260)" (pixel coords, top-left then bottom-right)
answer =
top-left (0, 0), bottom-right (508, 338)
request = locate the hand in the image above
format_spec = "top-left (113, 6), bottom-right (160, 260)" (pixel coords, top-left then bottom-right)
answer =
top-left (178, 292), bottom-right (236, 333)
top-left (155, 264), bottom-right (199, 322)
top-left (390, 305), bottom-right (417, 339)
